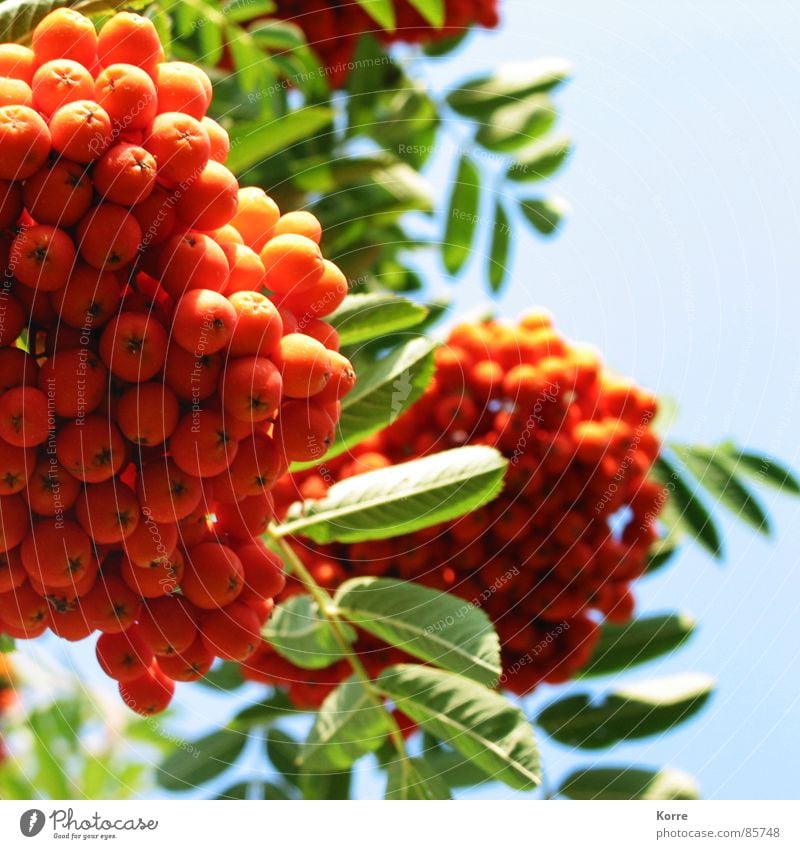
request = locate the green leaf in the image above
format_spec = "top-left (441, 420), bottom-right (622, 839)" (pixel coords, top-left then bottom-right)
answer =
top-left (377, 665), bottom-right (541, 791)
top-left (447, 58), bottom-right (573, 117)
top-left (264, 595), bottom-right (356, 669)
top-left (299, 767), bottom-right (352, 800)
top-left (290, 336), bottom-right (435, 473)
top-left (327, 293), bottom-right (429, 346)
top-left (423, 29), bottom-right (469, 57)
top-left (354, 0), bottom-right (395, 30)
top-left (443, 154), bottom-right (481, 275)
top-left (651, 456), bottom-right (723, 559)
top-left (197, 661), bottom-right (245, 691)
top-left (488, 200), bottom-right (511, 293)
top-left (386, 756), bottom-right (451, 799)
top-left (265, 729), bottom-right (302, 788)
top-left (216, 780), bottom-right (291, 800)
top-left (232, 690), bottom-right (296, 729)
top-left (423, 747), bottom-right (493, 788)
top-left (579, 613), bottom-right (696, 679)
top-left (507, 135), bottom-right (572, 182)
top-left (299, 676), bottom-right (393, 771)
top-left (335, 577), bottom-right (501, 686)
top-left (276, 445), bottom-right (508, 544)
top-left (475, 95), bottom-right (557, 152)
top-left (537, 673), bottom-right (715, 749)
top-left (226, 107), bottom-right (335, 175)
top-left (716, 445), bottom-right (800, 495)
top-left (249, 19), bottom-right (305, 50)
top-left (224, 0), bottom-right (275, 22)
top-left (157, 729), bottom-right (246, 791)
top-left (559, 766), bottom-right (700, 800)
top-left (671, 445), bottom-right (771, 536)
top-left (645, 534), bottom-right (681, 575)
top-left (519, 196), bottom-right (569, 235)
top-left (406, 0), bottom-right (444, 27)
top-left (0, 633), bottom-right (14, 652)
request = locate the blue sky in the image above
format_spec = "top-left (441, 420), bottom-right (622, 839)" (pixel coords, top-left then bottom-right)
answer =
top-left (9, 0), bottom-right (800, 802)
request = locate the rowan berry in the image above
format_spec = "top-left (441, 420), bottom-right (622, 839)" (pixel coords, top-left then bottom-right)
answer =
top-left (181, 543), bottom-right (244, 609)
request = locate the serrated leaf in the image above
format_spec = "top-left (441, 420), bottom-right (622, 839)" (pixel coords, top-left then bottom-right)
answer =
top-left (335, 577), bottom-right (501, 686)
top-left (443, 154), bottom-right (480, 275)
top-left (651, 456), bottom-right (723, 559)
top-left (447, 58), bottom-right (573, 117)
top-left (716, 445), bottom-right (800, 495)
top-left (537, 673), bottom-right (715, 749)
top-left (299, 677), bottom-right (393, 771)
top-left (264, 595), bottom-right (355, 669)
top-left (290, 335), bottom-right (435, 473)
top-left (671, 444), bottom-right (771, 536)
top-left (327, 294), bottom-right (429, 346)
top-left (476, 95), bottom-right (557, 152)
top-left (559, 766), bottom-right (700, 800)
top-left (276, 445), bottom-right (508, 544)
top-left (579, 614), bottom-right (696, 679)
top-left (232, 690), bottom-right (296, 729)
top-left (519, 196), bottom-right (568, 235)
top-left (406, 0), bottom-right (444, 27)
top-left (227, 107), bottom-right (335, 175)
top-left (355, 0), bottom-right (395, 30)
top-left (487, 200), bottom-right (511, 293)
top-left (507, 135), bottom-right (572, 182)
top-left (377, 665), bottom-right (540, 791)
top-left (386, 756), bottom-right (451, 799)
top-left (157, 729), bottom-right (246, 791)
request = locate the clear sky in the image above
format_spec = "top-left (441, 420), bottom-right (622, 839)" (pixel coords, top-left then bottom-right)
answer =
top-left (9, 0), bottom-right (800, 802)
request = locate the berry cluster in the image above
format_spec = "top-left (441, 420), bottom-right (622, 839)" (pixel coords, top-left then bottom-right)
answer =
top-left (271, 0), bottom-right (500, 86)
top-left (0, 10), bottom-right (353, 715)
top-left (243, 315), bottom-right (664, 705)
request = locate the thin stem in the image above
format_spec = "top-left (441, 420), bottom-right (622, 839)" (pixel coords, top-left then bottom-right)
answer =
top-left (268, 530), bottom-right (409, 762)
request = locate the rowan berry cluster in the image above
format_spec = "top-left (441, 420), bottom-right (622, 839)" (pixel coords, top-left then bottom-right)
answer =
top-left (271, 0), bottom-right (500, 86)
top-left (243, 315), bottom-right (664, 705)
top-left (0, 10), bottom-right (353, 715)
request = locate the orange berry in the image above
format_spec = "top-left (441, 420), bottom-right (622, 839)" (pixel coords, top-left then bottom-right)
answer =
top-left (93, 143), bottom-right (157, 205)
top-left (97, 12), bottom-right (163, 78)
top-left (154, 61), bottom-right (212, 119)
top-left (94, 63), bottom-right (157, 131)
top-left (23, 159), bottom-right (93, 228)
top-left (144, 112), bottom-right (210, 188)
top-left (32, 8), bottom-right (97, 68)
top-left (0, 105), bottom-right (51, 180)
top-left (261, 233), bottom-right (325, 295)
top-left (230, 186), bottom-right (279, 252)
top-left (49, 100), bottom-right (112, 163)
top-left (175, 161), bottom-right (238, 230)
top-left (31, 59), bottom-right (94, 116)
